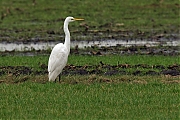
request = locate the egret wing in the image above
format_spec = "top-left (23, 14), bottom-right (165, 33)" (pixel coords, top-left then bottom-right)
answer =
top-left (48, 44), bottom-right (68, 74)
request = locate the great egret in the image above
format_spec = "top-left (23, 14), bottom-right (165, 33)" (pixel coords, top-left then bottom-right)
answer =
top-left (48, 16), bottom-right (84, 82)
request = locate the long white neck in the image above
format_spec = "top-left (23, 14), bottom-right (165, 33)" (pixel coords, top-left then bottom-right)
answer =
top-left (64, 20), bottom-right (70, 55)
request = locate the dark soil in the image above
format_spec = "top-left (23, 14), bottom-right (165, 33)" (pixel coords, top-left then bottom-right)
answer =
top-left (71, 45), bottom-right (180, 56)
top-left (0, 63), bottom-right (179, 77)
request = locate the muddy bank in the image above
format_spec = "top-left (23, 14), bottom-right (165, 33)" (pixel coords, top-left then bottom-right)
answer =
top-left (0, 63), bottom-right (179, 77)
top-left (0, 36), bottom-right (179, 52)
top-left (0, 44), bottom-right (180, 56)
top-left (0, 28), bottom-right (179, 53)
top-left (76, 45), bottom-right (180, 56)
top-left (0, 45), bottom-right (179, 56)
top-left (0, 28), bottom-right (179, 56)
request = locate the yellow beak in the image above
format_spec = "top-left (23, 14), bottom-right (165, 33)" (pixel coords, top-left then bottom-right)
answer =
top-left (74, 18), bottom-right (84, 21)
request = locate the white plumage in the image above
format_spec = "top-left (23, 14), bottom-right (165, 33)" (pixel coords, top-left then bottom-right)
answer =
top-left (48, 17), bottom-right (84, 81)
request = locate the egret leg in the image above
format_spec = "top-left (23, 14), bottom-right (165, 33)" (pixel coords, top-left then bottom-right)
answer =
top-left (59, 74), bottom-right (61, 82)
top-left (54, 75), bottom-right (61, 83)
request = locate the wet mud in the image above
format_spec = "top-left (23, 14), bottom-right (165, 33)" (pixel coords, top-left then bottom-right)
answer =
top-left (71, 45), bottom-right (180, 56)
top-left (0, 41), bottom-right (179, 84)
top-left (0, 62), bottom-right (179, 78)
top-left (0, 45), bottom-right (179, 56)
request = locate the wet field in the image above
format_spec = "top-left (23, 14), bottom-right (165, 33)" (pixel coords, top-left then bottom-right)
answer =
top-left (0, 32), bottom-right (179, 80)
top-left (0, 0), bottom-right (179, 82)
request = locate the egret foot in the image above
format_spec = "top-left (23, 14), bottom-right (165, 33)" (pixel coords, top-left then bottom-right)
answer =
top-left (54, 75), bottom-right (61, 83)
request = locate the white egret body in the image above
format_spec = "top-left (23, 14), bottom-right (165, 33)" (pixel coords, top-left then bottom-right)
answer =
top-left (48, 17), bottom-right (84, 81)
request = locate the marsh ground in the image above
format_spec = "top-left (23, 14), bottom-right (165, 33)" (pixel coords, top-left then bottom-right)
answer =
top-left (0, 0), bottom-right (179, 42)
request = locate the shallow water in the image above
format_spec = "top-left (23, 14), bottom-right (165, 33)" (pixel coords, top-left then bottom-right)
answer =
top-left (0, 39), bottom-right (179, 52)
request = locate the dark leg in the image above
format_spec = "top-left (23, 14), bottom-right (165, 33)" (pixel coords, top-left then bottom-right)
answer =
top-left (59, 74), bottom-right (61, 82)
top-left (54, 74), bottom-right (61, 83)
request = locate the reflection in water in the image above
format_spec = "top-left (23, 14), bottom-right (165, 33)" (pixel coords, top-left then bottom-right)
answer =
top-left (0, 39), bottom-right (179, 52)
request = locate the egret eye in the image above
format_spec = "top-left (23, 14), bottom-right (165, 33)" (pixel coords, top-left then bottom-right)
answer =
top-left (71, 18), bottom-right (74, 20)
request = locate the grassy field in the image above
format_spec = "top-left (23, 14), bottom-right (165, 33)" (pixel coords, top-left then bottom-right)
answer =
top-left (0, 0), bottom-right (180, 119)
top-left (0, 54), bottom-right (179, 69)
top-left (0, 0), bottom-right (179, 41)
top-left (0, 79), bottom-right (179, 119)
top-left (1, 53), bottom-right (180, 65)
top-left (0, 55), bottom-right (180, 119)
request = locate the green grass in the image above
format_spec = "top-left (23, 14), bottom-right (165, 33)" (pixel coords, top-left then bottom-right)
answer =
top-left (0, 54), bottom-right (179, 76)
top-left (0, 54), bottom-right (179, 68)
top-left (0, 80), bottom-right (179, 119)
top-left (69, 54), bottom-right (180, 66)
top-left (0, 55), bottom-right (180, 119)
top-left (0, 0), bottom-right (180, 118)
top-left (0, 0), bottom-right (179, 41)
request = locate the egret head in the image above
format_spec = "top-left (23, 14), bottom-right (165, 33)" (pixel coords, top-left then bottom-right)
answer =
top-left (65, 16), bottom-right (84, 23)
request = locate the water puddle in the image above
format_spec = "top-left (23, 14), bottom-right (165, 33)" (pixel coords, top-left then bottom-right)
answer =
top-left (0, 39), bottom-right (179, 52)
